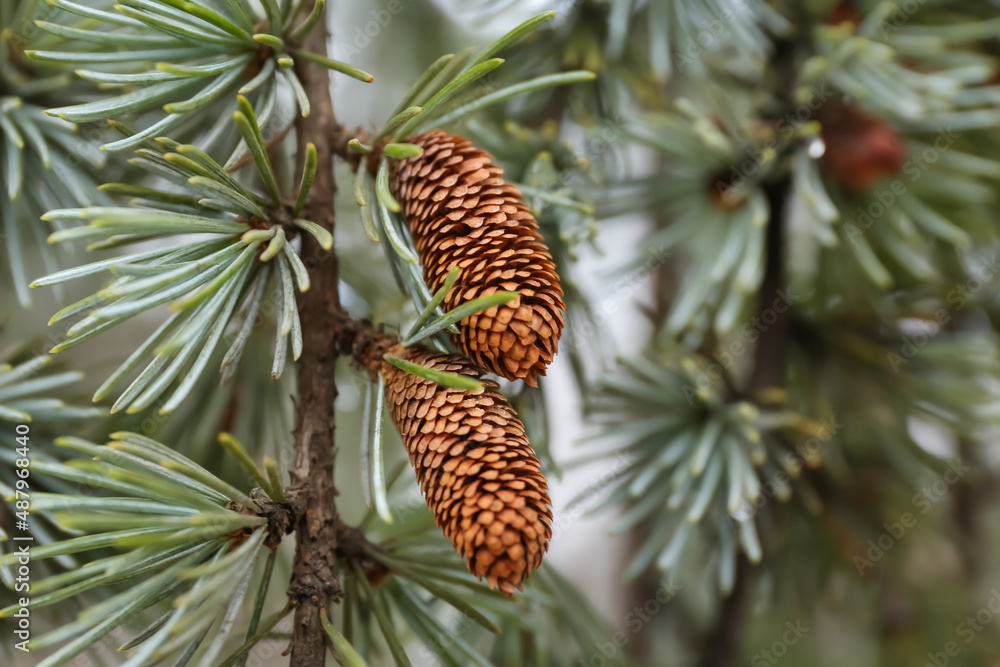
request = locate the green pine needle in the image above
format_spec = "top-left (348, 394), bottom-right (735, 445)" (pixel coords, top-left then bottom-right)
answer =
top-left (403, 291), bottom-right (520, 347)
top-left (383, 355), bottom-right (483, 392)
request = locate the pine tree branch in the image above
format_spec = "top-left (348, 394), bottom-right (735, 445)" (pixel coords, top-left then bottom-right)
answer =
top-left (694, 13), bottom-right (807, 656)
top-left (285, 3), bottom-right (344, 665)
top-left (747, 178), bottom-right (793, 389)
top-left (953, 436), bottom-right (984, 578)
top-left (697, 174), bottom-right (792, 667)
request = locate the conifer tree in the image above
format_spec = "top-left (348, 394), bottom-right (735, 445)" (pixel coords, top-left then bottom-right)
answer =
top-left (2, 1), bottom-right (1000, 666)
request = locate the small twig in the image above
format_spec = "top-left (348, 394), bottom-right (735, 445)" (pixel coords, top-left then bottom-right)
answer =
top-left (334, 316), bottom-right (400, 377)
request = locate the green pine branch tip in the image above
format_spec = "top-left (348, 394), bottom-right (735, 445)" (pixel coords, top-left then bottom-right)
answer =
top-left (253, 34), bottom-right (284, 49)
top-left (348, 138), bottom-right (373, 154)
top-left (376, 159), bottom-right (402, 212)
top-left (290, 48), bottom-right (374, 83)
top-left (293, 143), bottom-right (319, 215)
top-left (293, 218), bottom-right (333, 250)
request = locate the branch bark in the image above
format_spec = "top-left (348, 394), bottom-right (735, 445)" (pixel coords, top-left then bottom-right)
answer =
top-left (286, 4), bottom-right (343, 665)
top-left (695, 16), bottom-right (805, 659)
top-left (696, 176), bottom-right (792, 667)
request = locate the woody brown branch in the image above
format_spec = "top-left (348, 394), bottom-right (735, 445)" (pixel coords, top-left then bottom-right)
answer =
top-left (282, 7), bottom-right (399, 664)
top-left (695, 175), bottom-right (792, 667)
top-left (284, 2), bottom-right (343, 664)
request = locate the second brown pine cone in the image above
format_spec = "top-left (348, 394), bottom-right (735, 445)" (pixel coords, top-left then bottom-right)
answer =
top-left (389, 130), bottom-right (565, 387)
top-left (381, 344), bottom-right (552, 595)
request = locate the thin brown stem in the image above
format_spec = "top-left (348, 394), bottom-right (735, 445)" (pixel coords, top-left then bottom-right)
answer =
top-left (697, 175), bottom-right (792, 667)
top-left (285, 2), bottom-right (343, 664)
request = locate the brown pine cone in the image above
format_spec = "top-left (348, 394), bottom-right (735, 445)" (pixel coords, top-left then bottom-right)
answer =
top-left (818, 103), bottom-right (906, 192)
top-left (389, 130), bottom-right (565, 387)
top-left (382, 344), bottom-right (552, 595)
